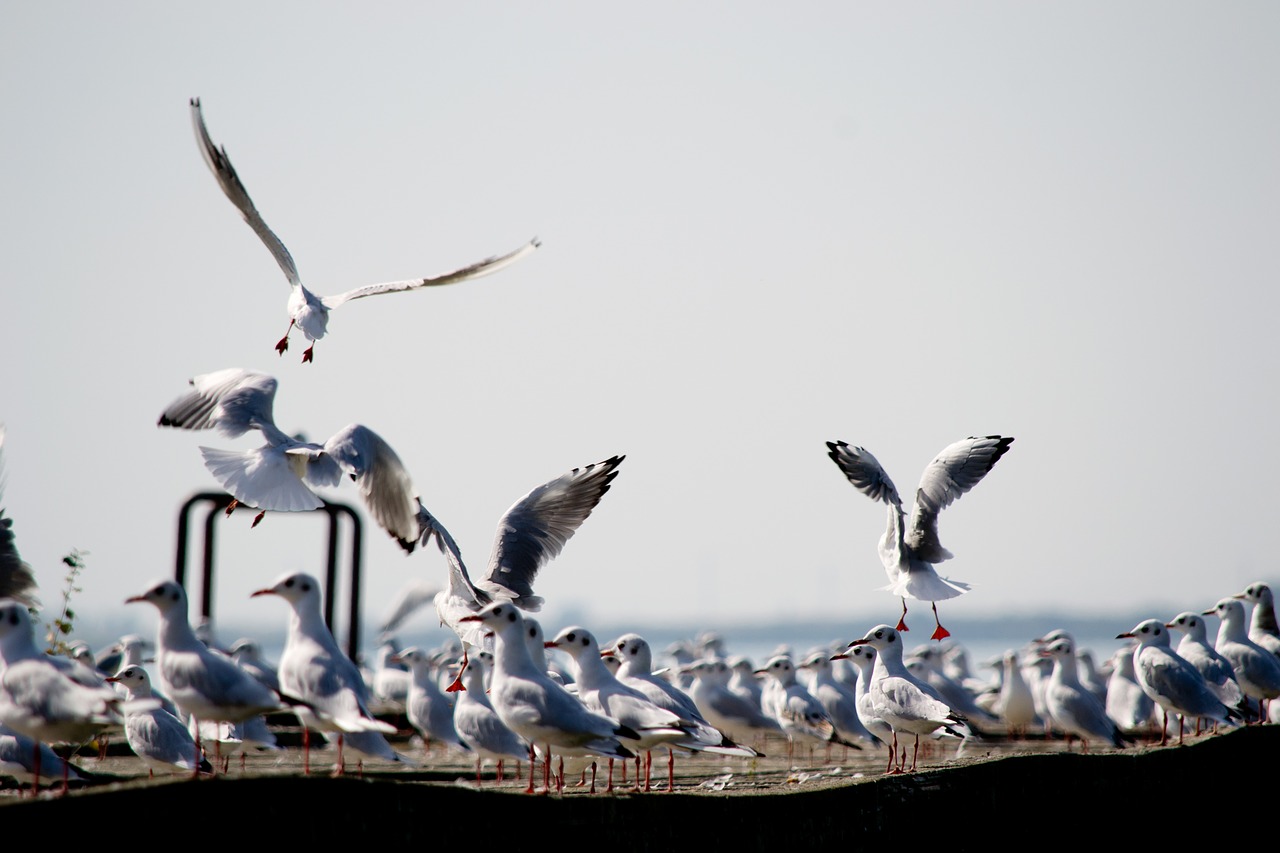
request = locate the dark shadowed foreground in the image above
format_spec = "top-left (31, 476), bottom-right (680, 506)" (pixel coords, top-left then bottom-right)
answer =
top-left (2, 723), bottom-right (1274, 849)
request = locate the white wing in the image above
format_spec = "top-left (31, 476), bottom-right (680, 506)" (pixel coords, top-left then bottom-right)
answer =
top-left (321, 238), bottom-right (541, 308)
top-left (322, 424), bottom-right (418, 550)
top-left (479, 454), bottom-right (625, 610)
top-left (190, 98), bottom-right (301, 287)
top-left (906, 435), bottom-right (1014, 563)
top-left (157, 368), bottom-right (282, 440)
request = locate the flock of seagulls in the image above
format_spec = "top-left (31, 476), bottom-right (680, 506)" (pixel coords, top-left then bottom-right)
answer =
top-left (0, 99), bottom-right (1277, 797)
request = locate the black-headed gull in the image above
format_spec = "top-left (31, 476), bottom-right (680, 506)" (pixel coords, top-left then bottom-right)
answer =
top-left (826, 435), bottom-right (1014, 640)
top-left (1234, 581), bottom-right (1280, 659)
top-left (1202, 597), bottom-right (1280, 721)
top-left (1164, 611), bottom-right (1246, 715)
top-left (1104, 644), bottom-right (1157, 735)
top-left (0, 427), bottom-right (40, 610)
top-left (607, 633), bottom-right (761, 758)
top-left (125, 580), bottom-right (287, 735)
top-left (1116, 618), bottom-right (1244, 745)
top-left (0, 600), bottom-right (126, 752)
top-left (458, 603), bottom-right (637, 795)
top-left (992, 649), bottom-right (1040, 737)
top-left (1037, 637), bottom-right (1128, 752)
top-left (845, 624), bottom-right (971, 773)
top-left (828, 643), bottom-right (895, 752)
top-left (251, 571), bottom-right (414, 775)
top-left (683, 658), bottom-right (783, 744)
top-left (415, 454), bottom-right (624, 687)
top-left (158, 367), bottom-right (420, 549)
top-left (189, 97), bottom-right (541, 363)
top-left (450, 648), bottom-right (530, 785)
top-left (796, 649), bottom-right (883, 750)
top-left (105, 664), bottom-right (213, 777)
top-left (388, 645), bottom-right (469, 757)
top-left (753, 654), bottom-right (862, 757)
top-left (549, 625), bottom-right (748, 792)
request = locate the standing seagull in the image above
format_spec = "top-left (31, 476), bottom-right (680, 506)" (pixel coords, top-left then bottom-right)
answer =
top-left (845, 625), bottom-right (970, 773)
top-left (458, 603), bottom-right (637, 795)
top-left (826, 436), bottom-right (1014, 639)
top-left (251, 571), bottom-right (413, 775)
top-left (1234, 582), bottom-right (1280, 659)
top-left (0, 426), bottom-right (40, 609)
top-left (1202, 597), bottom-right (1280, 722)
top-left (158, 367), bottom-right (420, 549)
top-left (1117, 618), bottom-right (1243, 745)
top-left (1038, 637), bottom-right (1128, 752)
top-left (189, 97), bottom-right (541, 363)
top-left (105, 665), bottom-right (212, 777)
top-left (416, 454), bottom-right (624, 686)
top-left (0, 599), bottom-right (126, 789)
top-left (125, 578), bottom-right (288, 770)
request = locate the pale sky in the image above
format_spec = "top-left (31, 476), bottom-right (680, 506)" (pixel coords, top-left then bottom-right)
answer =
top-left (3, 3), bottom-right (1278, 653)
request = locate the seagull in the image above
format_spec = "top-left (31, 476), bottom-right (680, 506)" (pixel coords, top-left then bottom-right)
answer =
top-left (683, 658), bottom-right (783, 745)
top-left (414, 454), bottom-right (624, 687)
top-left (607, 633), bottom-right (761, 758)
top-left (993, 649), bottom-right (1039, 737)
top-left (845, 624), bottom-right (971, 773)
top-left (157, 367), bottom-right (419, 549)
top-left (796, 649), bottom-right (882, 750)
top-left (1038, 637), bottom-right (1128, 752)
top-left (828, 642), bottom-right (895, 752)
top-left (0, 600), bottom-right (126, 762)
top-left (228, 638), bottom-right (281, 693)
top-left (549, 625), bottom-right (716, 792)
top-left (125, 579), bottom-right (288, 755)
top-left (825, 435), bottom-right (1014, 640)
top-left (450, 648), bottom-right (529, 785)
top-left (1164, 612), bottom-right (1246, 718)
top-left (1116, 618), bottom-right (1243, 745)
top-left (105, 665), bottom-right (213, 777)
top-left (250, 571), bottom-right (413, 775)
top-left (0, 427), bottom-right (40, 610)
top-left (1234, 582), bottom-right (1280, 659)
top-left (457, 603), bottom-right (637, 795)
top-left (189, 97), bottom-right (541, 363)
top-left (1104, 644), bottom-right (1157, 735)
top-left (389, 645), bottom-right (468, 757)
top-left (1202, 597), bottom-right (1280, 722)
top-left (753, 654), bottom-right (861, 757)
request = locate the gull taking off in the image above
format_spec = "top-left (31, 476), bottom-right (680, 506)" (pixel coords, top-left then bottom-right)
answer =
top-left (190, 97), bottom-right (540, 363)
top-left (826, 435), bottom-right (1014, 640)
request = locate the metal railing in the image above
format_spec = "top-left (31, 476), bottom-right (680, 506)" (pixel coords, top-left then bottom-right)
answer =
top-left (172, 492), bottom-right (365, 661)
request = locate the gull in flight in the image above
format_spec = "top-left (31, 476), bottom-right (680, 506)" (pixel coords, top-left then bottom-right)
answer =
top-left (826, 435), bottom-right (1014, 640)
top-left (414, 454), bottom-right (624, 687)
top-left (158, 367), bottom-right (420, 550)
top-left (190, 97), bottom-right (541, 363)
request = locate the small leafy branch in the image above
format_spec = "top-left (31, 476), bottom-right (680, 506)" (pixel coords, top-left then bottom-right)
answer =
top-left (44, 548), bottom-right (87, 656)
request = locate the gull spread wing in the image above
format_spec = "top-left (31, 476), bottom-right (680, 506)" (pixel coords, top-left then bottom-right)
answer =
top-left (479, 455), bottom-right (625, 610)
top-left (825, 442), bottom-right (902, 507)
top-left (157, 368), bottom-right (281, 440)
top-left (190, 97), bottom-right (301, 287)
top-left (906, 435), bottom-right (1014, 564)
top-left (322, 424), bottom-right (418, 550)
top-left (321, 237), bottom-right (542, 309)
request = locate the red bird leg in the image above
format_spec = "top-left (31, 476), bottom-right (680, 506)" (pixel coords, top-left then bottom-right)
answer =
top-left (896, 598), bottom-right (910, 632)
top-left (930, 602), bottom-right (951, 641)
top-left (275, 319), bottom-right (293, 355)
top-left (224, 499), bottom-right (239, 517)
top-left (251, 510), bottom-right (266, 528)
top-left (302, 343), bottom-right (315, 363)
